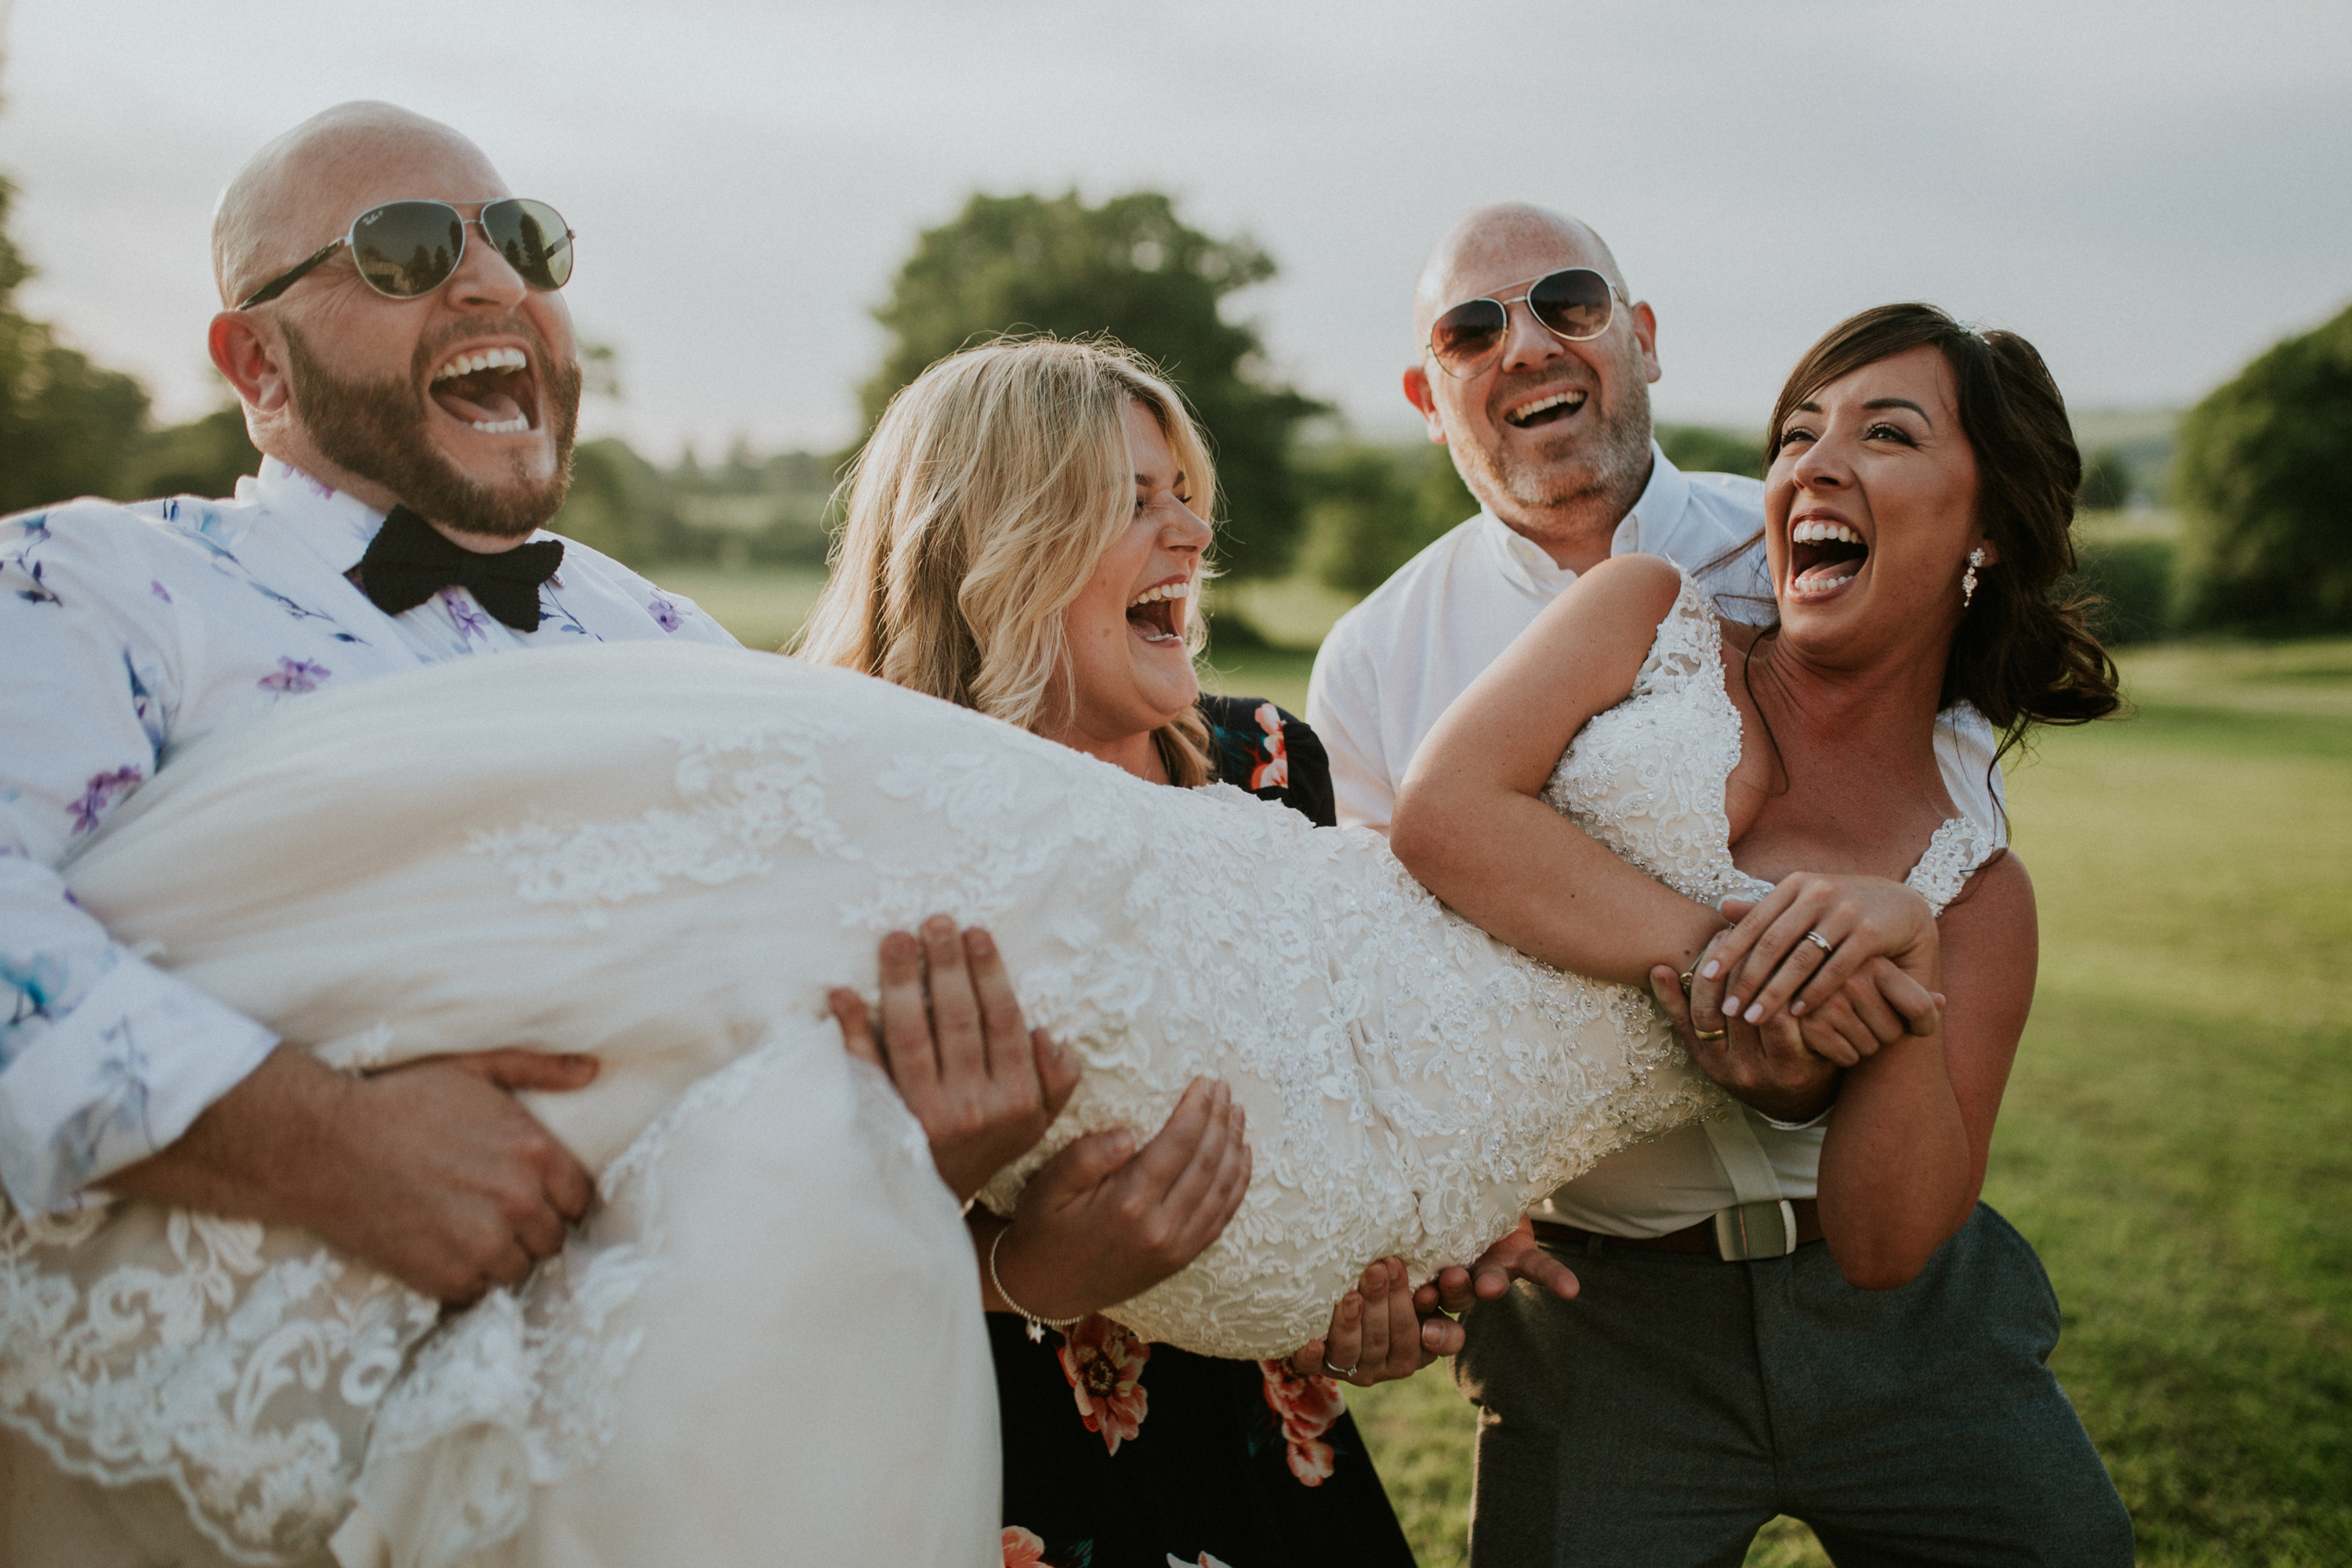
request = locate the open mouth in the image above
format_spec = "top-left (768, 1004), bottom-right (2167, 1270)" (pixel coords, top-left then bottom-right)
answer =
top-left (1788, 518), bottom-right (1869, 595)
top-left (1126, 576), bottom-right (1194, 646)
top-left (1504, 388), bottom-right (1589, 429)
top-left (429, 345), bottom-right (541, 436)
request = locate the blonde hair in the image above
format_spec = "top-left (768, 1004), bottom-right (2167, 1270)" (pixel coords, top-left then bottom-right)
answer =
top-left (795, 336), bottom-right (1219, 786)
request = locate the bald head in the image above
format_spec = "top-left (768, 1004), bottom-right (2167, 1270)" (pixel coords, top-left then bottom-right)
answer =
top-left (213, 102), bottom-right (504, 308)
top-left (1412, 202), bottom-right (1629, 347)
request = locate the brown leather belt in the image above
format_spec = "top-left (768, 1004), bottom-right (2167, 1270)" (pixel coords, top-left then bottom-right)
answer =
top-left (1534, 1199), bottom-right (1823, 1261)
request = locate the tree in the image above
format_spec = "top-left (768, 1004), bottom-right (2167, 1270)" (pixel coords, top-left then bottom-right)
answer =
top-left (1657, 423), bottom-right (1763, 480)
top-left (862, 191), bottom-right (1325, 579)
top-left (2077, 446), bottom-right (2132, 512)
top-left (124, 405), bottom-right (263, 502)
top-left (1300, 441), bottom-right (1478, 597)
top-left (0, 175), bottom-right (151, 514)
top-left (1, 172), bottom-right (265, 513)
top-left (2174, 301), bottom-right (2352, 632)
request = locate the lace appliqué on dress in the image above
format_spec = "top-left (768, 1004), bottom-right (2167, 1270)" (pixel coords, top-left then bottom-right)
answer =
top-left (0, 1199), bottom-right (438, 1565)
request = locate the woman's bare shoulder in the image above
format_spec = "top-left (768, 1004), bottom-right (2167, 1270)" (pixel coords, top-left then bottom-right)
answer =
top-left (1528, 551), bottom-right (1685, 652)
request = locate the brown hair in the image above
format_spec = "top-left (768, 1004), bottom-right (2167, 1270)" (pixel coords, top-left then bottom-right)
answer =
top-left (1764, 303), bottom-right (2122, 753)
top-left (793, 336), bottom-right (1217, 786)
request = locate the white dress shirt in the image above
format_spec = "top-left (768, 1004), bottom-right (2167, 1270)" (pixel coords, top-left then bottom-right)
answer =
top-left (1305, 445), bottom-right (2005, 1236)
top-left (0, 459), bottom-right (737, 1213)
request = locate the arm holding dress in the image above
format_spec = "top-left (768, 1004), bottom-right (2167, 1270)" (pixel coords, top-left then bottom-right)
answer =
top-left (2, 506), bottom-right (597, 1302)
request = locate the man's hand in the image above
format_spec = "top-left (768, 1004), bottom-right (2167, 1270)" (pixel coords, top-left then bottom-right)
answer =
top-left (1290, 1256), bottom-right (1436, 1386)
top-left (111, 1044), bottom-right (599, 1304)
top-left (1650, 949), bottom-right (1843, 1123)
top-left (830, 916), bottom-right (1080, 1203)
top-left (983, 1077), bottom-right (1250, 1323)
top-left (1416, 1218), bottom-right (1581, 1334)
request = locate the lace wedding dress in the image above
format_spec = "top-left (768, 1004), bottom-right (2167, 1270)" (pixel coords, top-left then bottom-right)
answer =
top-left (2, 573), bottom-right (1989, 1566)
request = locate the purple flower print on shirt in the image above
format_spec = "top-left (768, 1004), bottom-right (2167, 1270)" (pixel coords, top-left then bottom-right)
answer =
top-left (648, 594), bottom-right (684, 633)
top-left (68, 766), bottom-right (143, 837)
top-left (258, 657), bottom-right (330, 695)
top-left (150, 579), bottom-right (172, 604)
top-left (442, 587), bottom-right (492, 642)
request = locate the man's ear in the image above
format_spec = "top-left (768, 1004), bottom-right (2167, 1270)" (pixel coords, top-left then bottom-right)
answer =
top-left (209, 311), bottom-right (292, 414)
top-left (1630, 300), bottom-right (1661, 387)
top-left (1402, 365), bottom-right (1447, 445)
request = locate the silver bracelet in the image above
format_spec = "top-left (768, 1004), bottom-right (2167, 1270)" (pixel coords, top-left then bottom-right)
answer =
top-left (988, 1225), bottom-right (1088, 1343)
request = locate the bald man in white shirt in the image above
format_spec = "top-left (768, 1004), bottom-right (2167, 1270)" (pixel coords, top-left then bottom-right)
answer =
top-left (1308, 205), bottom-right (2129, 1566)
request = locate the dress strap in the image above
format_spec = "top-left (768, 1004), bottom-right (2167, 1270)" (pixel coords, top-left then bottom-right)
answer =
top-left (1626, 564), bottom-right (1723, 699)
top-left (1904, 817), bottom-right (1998, 916)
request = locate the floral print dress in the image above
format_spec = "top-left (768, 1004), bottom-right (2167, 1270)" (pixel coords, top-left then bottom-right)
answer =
top-left (991, 695), bottom-right (1414, 1568)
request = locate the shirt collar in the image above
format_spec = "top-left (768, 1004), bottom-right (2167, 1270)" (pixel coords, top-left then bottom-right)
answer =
top-left (1474, 438), bottom-right (1690, 595)
top-left (1616, 441), bottom-right (1691, 555)
top-left (248, 457), bottom-right (391, 575)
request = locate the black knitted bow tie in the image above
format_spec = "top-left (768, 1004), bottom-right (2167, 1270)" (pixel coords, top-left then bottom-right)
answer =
top-left (354, 506), bottom-right (564, 631)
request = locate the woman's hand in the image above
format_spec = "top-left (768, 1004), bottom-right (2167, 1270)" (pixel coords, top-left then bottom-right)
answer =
top-left (982, 1077), bottom-right (1251, 1323)
top-left (1289, 1258), bottom-right (1435, 1387)
top-left (831, 916), bottom-right (1080, 1203)
top-left (1693, 877), bottom-right (1942, 1038)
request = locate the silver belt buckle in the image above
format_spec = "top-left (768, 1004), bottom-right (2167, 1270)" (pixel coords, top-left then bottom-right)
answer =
top-left (1711, 1200), bottom-right (1798, 1261)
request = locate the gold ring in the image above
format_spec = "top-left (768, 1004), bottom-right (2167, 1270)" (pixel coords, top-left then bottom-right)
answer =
top-left (1693, 1027), bottom-right (1728, 1042)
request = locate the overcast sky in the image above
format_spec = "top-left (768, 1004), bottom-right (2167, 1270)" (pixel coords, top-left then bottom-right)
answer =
top-left (5, 0), bottom-right (2348, 457)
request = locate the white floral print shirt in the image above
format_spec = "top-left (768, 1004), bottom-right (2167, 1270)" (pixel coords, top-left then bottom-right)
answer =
top-left (0, 458), bottom-right (737, 1212)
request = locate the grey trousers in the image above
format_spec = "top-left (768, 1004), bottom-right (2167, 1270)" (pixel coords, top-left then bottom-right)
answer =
top-left (1453, 1205), bottom-right (2132, 1567)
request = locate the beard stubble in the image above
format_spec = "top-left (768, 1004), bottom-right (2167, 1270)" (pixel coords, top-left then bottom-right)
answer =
top-left (281, 318), bottom-right (583, 539)
top-left (1458, 336), bottom-right (1657, 542)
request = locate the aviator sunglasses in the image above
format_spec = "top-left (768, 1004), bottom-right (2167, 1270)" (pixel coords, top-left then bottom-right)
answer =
top-left (236, 198), bottom-right (575, 310)
top-left (1425, 267), bottom-right (1629, 379)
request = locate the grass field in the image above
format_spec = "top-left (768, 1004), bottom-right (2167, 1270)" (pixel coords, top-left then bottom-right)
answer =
top-left (675, 565), bottom-right (2349, 1566)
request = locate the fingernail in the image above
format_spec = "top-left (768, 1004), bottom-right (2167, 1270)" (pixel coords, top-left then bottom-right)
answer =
top-left (966, 930), bottom-right (994, 957)
top-left (1789, 1001), bottom-right (1806, 1015)
top-left (1701, 961), bottom-right (1719, 979)
top-left (1744, 1005), bottom-right (1764, 1024)
top-left (1724, 995), bottom-right (1742, 1014)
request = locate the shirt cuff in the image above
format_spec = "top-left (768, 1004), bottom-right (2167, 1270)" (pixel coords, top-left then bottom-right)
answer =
top-left (0, 956), bottom-right (278, 1212)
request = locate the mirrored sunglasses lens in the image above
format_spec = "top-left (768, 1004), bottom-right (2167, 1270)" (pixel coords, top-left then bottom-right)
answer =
top-left (481, 199), bottom-right (574, 291)
top-left (350, 201), bottom-right (466, 297)
top-left (1432, 299), bottom-right (1508, 371)
top-left (1529, 269), bottom-right (1613, 340)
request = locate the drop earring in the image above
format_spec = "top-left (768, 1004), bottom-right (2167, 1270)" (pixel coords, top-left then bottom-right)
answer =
top-left (1962, 546), bottom-right (1985, 608)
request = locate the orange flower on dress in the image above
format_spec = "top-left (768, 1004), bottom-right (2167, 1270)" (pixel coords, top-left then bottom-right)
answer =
top-left (1246, 702), bottom-right (1290, 793)
top-left (1057, 1314), bottom-right (1152, 1454)
top-left (1002, 1526), bottom-right (1049, 1567)
top-left (1258, 1359), bottom-right (1348, 1486)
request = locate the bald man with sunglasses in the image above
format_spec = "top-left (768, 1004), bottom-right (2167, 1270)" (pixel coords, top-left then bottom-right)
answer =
top-left (0, 102), bottom-right (1075, 1555)
top-left (1308, 205), bottom-right (2129, 1566)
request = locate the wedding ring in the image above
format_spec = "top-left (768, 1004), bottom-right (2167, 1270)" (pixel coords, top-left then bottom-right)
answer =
top-left (1802, 930), bottom-right (1833, 954)
top-left (1693, 1027), bottom-right (1729, 1042)
top-left (1677, 969), bottom-right (1695, 998)
top-left (1321, 1357), bottom-right (1358, 1379)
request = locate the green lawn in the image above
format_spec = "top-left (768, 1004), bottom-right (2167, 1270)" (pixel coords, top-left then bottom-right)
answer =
top-left (672, 564), bottom-right (2350, 1566)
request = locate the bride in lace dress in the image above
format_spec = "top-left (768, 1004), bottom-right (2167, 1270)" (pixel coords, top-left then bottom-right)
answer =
top-left (5, 318), bottom-right (2115, 1566)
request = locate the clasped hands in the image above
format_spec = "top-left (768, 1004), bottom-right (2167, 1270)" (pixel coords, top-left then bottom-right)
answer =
top-left (1642, 872), bottom-right (1947, 1122)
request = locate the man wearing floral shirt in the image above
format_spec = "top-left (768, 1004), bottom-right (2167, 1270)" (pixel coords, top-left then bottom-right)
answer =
top-left (0, 102), bottom-right (753, 1306)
